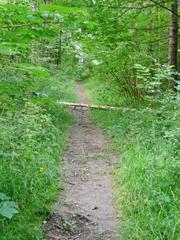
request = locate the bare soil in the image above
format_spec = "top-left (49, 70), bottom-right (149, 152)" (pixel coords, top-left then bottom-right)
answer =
top-left (44, 83), bottom-right (119, 240)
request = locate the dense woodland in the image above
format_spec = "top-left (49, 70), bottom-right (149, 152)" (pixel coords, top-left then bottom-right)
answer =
top-left (0, 0), bottom-right (179, 239)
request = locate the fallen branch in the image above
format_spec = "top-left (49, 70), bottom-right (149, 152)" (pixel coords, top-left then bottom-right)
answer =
top-left (57, 101), bottom-right (138, 111)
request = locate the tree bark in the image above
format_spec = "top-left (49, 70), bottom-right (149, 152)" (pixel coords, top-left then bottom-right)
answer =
top-left (168, 0), bottom-right (179, 71)
top-left (56, 30), bottom-right (62, 66)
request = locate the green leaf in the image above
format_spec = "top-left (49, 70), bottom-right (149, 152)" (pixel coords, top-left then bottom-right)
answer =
top-left (0, 192), bottom-right (10, 201)
top-left (0, 201), bottom-right (18, 219)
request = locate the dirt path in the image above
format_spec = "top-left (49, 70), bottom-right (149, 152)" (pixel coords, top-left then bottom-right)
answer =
top-left (44, 83), bottom-right (119, 240)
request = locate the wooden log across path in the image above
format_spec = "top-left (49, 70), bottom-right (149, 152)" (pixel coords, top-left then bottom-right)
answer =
top-left (57, 101), bottom-right (153, 112)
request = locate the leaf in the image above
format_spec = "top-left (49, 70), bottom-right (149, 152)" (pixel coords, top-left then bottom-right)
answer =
top-left (0, 201), bottom-right (18, 219)
top-left (0, 192), bottom-right (10, 201)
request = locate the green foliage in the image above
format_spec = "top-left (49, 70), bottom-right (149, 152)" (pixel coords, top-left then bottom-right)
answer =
top-left (0, 3), bottom-right (83, 237)
top-left (13, 63), bottom-right (50, 77)
top-left (86, 78), bottom-right (180, 239)
top-left (90, 102), bottom-right (179, 239)
top-left (40, 4), bottom-right (88, 16)
top-left (84, 17), bottom-right (179, 240)
top-left (0, 45), bottom-right (19, 56)
top-left (80, 0), bottom-right (178, 101)
top-left (42, 66), bottom-right (78, 102)
top-left (0, 0), bottom-right (179, 239)
top-left (0, 193), bottom-right (18, 219)
top-left (0, 66), bottom-right (76, 239)
top-left (134, 63), bottom-right (178, 95)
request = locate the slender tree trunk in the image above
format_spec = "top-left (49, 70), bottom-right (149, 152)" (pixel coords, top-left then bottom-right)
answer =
top-left (168, 0), bottom-right (178, 70)
top-left (57, 30), bottom-right (62, 66)
top-left (147, 0), bottom-right (153, 55)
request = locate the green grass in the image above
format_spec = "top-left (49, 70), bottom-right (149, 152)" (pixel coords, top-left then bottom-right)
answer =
top-left (86, 79), bottom-right (180, 240)
top-left (0, 68), bottom-right (76, 239)
top-left (84, 77), bottom-right (125, 106)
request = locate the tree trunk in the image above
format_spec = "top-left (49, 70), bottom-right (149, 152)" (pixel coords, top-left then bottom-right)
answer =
top-left (57, 30), bottom-right (62, 66)
top-left (168, 0), bottom-right (178, 71)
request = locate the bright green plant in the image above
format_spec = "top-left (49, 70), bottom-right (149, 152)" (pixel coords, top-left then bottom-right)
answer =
top-left (0, 193), bottom-right (18, 219)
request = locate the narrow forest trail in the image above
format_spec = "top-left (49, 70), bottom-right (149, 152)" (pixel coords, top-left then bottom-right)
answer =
top-left (44, 83), bottom-right (119, 240)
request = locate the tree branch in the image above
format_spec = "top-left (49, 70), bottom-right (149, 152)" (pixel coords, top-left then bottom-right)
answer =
top-left (149, 0), bottom-right (180, 18)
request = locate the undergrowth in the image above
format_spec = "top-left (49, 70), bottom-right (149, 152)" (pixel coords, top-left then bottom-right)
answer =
top-left (0, 67), bottom-right (76, 239)
top-left (86, 79), bottom-right (180, 240)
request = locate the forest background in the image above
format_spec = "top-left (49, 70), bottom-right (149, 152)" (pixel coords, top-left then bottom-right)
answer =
top-left (0, 0), bottom-right (179, 239)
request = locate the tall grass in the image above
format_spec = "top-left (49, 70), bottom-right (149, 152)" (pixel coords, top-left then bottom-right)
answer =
top-left (0, 68), bottom-right (76, 239)
top-left (86, 79), bottom-right (180, 239)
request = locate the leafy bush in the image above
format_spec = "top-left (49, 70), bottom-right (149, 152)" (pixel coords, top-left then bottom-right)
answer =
top-left (134, 62), bottom-right (178, 95)
top-left (0, 68), bottom-right (75, 239)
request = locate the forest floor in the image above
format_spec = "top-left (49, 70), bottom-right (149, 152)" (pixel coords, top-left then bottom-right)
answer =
top-left (44, 83), bottom-right (119, 240)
